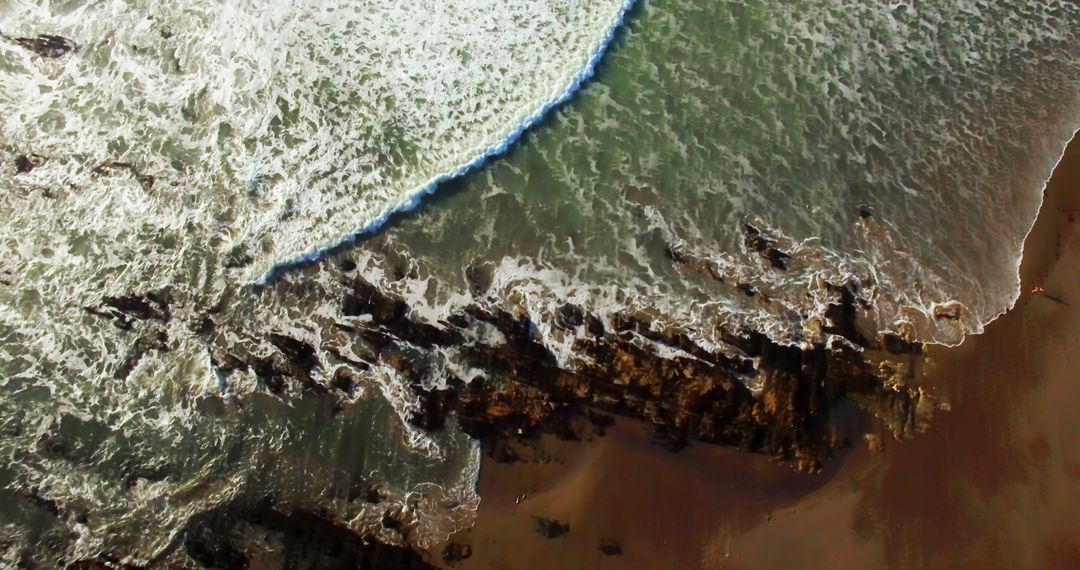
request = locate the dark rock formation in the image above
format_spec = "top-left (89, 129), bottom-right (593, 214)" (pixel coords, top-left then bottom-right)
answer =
top-left (738, 282), bottom-right (759, 297)
top-left (68, 562), bottom-right (139, 570)
top-left (183, 525), bottom-right (249, 570)
top-left (534, 518), bottom-right (571, 539)
top-left (84, 292), bottom-right (172, 329)
top-left (92, 161), bottom-right (156, 190)
top-left (84, 255), bottom-right (925, 565)
top-left (15, 486), bottom-right (63, 518)
top-left (599, 539), bottom-right (623, 556)
top-left (198, 271), bottom-right (923, 472)
top-left (70, 501), bottom-right (438, 570)
top-left (14, 154), bottom-right (39, 174)
top-left (10, 34), bottom-right (76, 58)
top-left (112, 332), bottom-right (169, 380)
top-left (822, 280), bottom-right (871, 347)
top-left (223, 246), bottom-right (254, 269)
top-left (464, 262), bottom-right (494, 296)
top-left (82, 291), bottom-right (173, 380)
top-left (208, 331), bottom-right (327, 396)
top-left (743, 222), bottom-right (793, 270)
top-left (933, 303), bottom-right (963, 321)
top-left (441, 542), bottom-right (473, 566)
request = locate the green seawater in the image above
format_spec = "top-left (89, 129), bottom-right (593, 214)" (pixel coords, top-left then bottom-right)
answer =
top-left (382, 0), bottom-right (1080, 347)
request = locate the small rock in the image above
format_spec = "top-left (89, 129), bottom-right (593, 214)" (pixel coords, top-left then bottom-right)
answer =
top-left (664, 244), bottom-right (687, 264)
top-left (12, 34), bottom-right (76, 58)
top-left (533, 517), bottom-right (570, 539)
top-left (442, 542), bottom-right (473, 566)
top-left (336, 256), bottom-right (358, 272)
top-left (743, 223), bottom-right (793, 270)
top-left (222, 248), bottom-right (253, 269)
top-left (465, 262), bottom-right (494, 296)
top-left (586, 410), bottom-right (615, 435)
top-left (933, 302), bottom-right (963, 321)
top-left (737, 283), bottom-right (759, 297)
top-left (555, 303), bottom-right (585, 329)
top-left (599, 539), bottom-right (623, 556)
top-left (15, 155), bottom-right (36, 174)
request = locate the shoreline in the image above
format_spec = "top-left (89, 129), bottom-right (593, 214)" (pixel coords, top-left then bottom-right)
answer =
top-left (943, 125), bottom-right (1080, 347)
top-left (429, 129), bottom-right (1080, 569)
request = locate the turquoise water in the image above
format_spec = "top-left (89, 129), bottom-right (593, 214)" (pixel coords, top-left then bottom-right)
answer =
top-left (380, 0), bottom-right (1080, 348)
top-left (1, 0), bottom-right (1079, 564)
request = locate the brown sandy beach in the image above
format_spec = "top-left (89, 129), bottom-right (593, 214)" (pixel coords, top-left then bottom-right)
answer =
top-left (433, 134), bottom-right (1080, 570)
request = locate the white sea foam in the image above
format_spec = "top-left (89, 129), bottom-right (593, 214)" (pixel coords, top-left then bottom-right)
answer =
top-left (0, 0), bottom-right (630, 562)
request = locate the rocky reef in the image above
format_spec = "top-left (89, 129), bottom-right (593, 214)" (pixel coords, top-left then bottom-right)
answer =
top-left (69, 500), bottom-right (438, 570)
top-left (199, 266), bottom-right (926, 470)
top-left (68, 248), bottom-right (932, 567)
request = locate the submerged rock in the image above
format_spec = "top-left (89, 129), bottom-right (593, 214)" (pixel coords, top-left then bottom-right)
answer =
top-left (84, 291), bottom-right (172, 329)
top-left (92, 260), bottom-right (926, 563)
top-left (92, 161), bottom-right (156, 189)
top-left (743, 222), bottom-right (793, 271)
top-left (14, 154), bottom-right (38, 174)
top-left (195, 270), bottom-right (924, 473)
top-left (933, 302), bottom-right (964, 321)
top-left (10, 34), bottom-right (76, 58)
top-left (161, 502), bottom-right (438, 570)
top-left (441, 542), bottom-right (473, 566)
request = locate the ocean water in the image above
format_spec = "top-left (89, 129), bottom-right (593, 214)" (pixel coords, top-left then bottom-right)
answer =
top-left (1, 0), bottom-right (1079, 565)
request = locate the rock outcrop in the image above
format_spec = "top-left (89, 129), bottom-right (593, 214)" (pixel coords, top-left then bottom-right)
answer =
top-left (196, 269), bottom-right (923, 472)
top-left (77, 258), bottom-right (926, 567)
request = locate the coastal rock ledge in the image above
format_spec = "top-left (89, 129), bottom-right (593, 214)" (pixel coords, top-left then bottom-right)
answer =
top-left (68, 256), bottom-right (933, 568)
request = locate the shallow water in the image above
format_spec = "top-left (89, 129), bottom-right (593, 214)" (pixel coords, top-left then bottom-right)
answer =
top-left (0, 0), bottom-right (1078, 565)
top-left (381, 0), bottom-right (1080, 348)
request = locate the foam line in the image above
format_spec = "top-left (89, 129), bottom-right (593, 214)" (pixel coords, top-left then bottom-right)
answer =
top-left (256, 0), bottom-right (641, 285)
top-left (938, 123), bottom-right (1080, 348)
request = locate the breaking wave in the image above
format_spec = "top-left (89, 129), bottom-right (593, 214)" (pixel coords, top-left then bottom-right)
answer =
top-left (0, 0), bottom-right (631, 564)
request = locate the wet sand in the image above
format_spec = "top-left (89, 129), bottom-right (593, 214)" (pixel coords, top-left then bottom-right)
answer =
top-left (434, 134), bottom-right (1080, 569)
